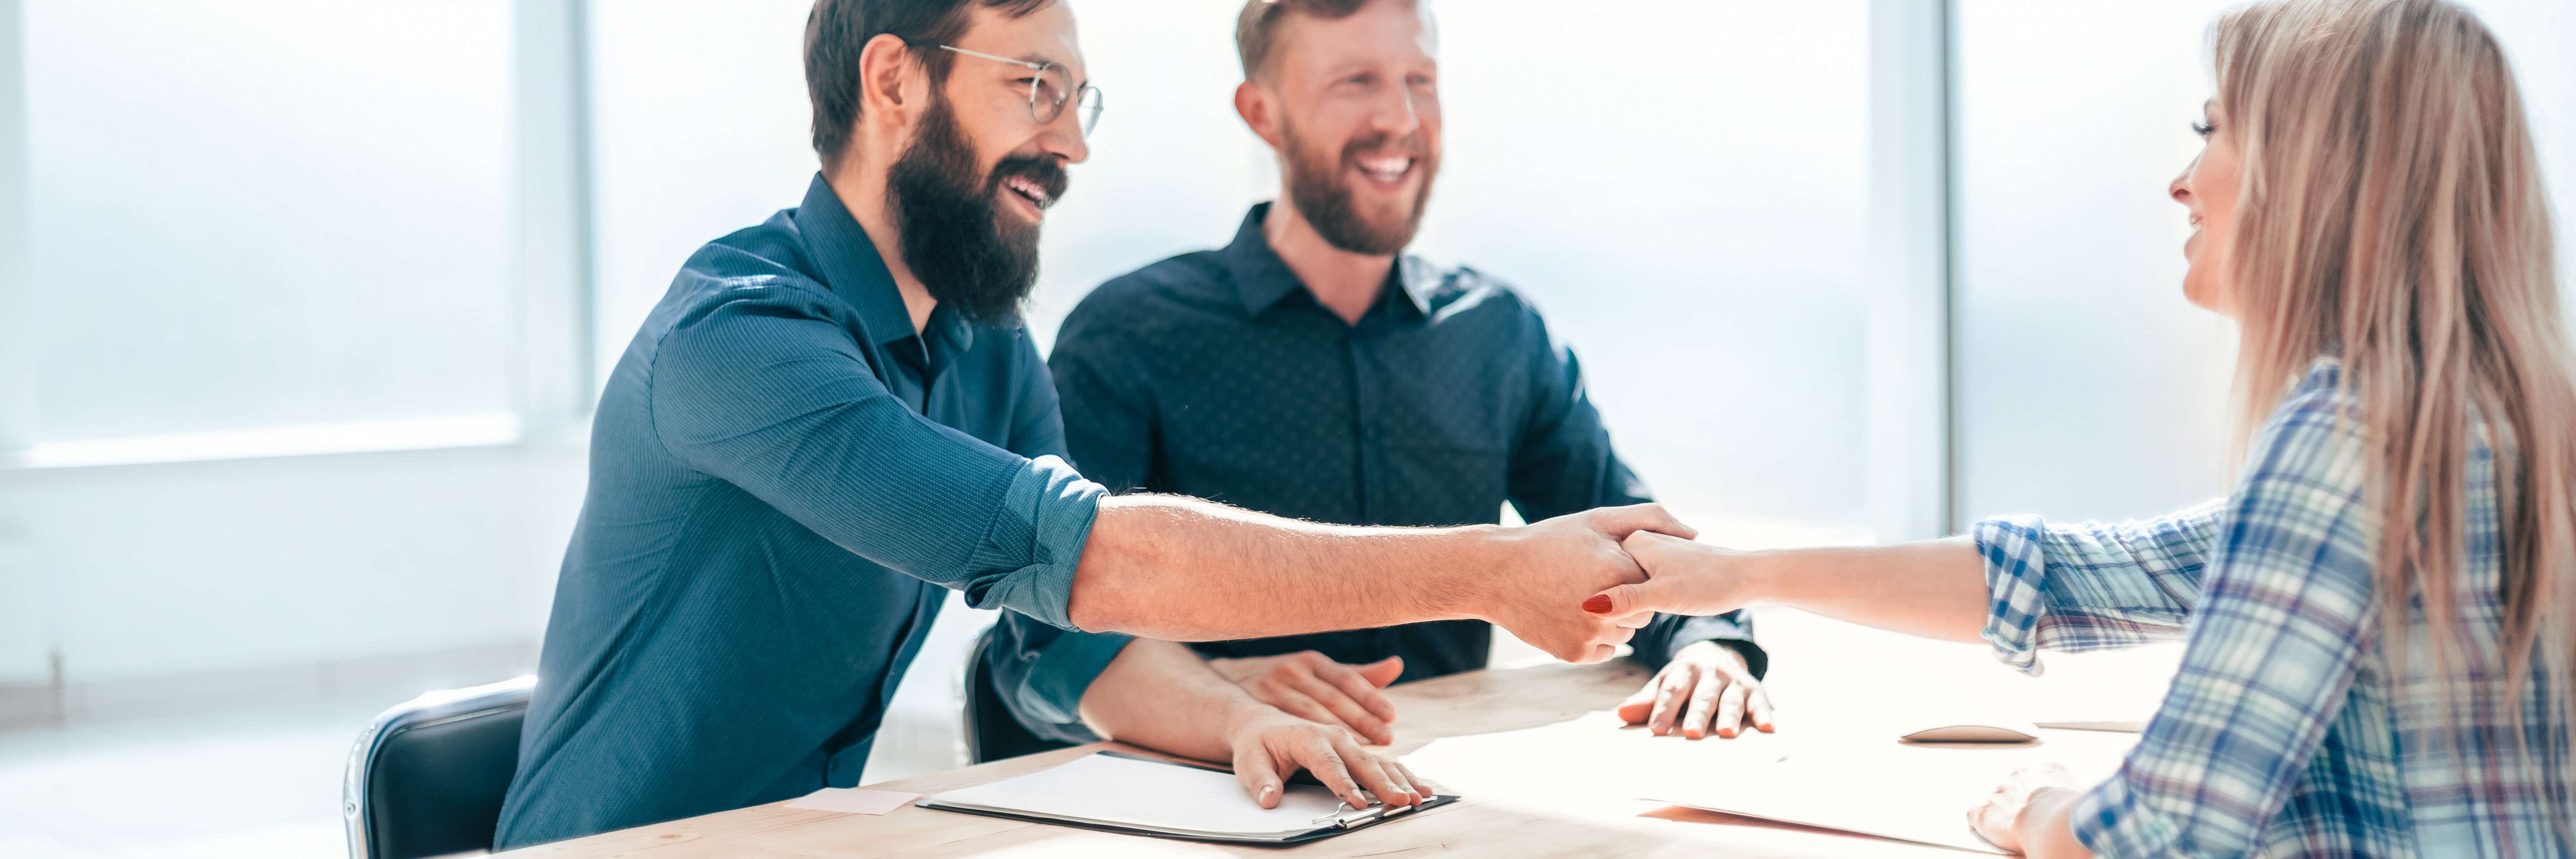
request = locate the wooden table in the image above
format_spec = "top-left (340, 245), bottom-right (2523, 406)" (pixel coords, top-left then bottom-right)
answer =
top-left (499, 654), bottom-right (2078, 859)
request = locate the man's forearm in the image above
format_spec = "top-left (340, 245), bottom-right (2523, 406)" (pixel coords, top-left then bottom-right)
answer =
top-left (1744, 537), bottom-right (1990, 643)
top-left (1074, 638), bottom-right (1265, 762)
top-left (1065, 495), bottom-right (1488, 639)
top-left (1067, 497), bottom-right (1687, 663)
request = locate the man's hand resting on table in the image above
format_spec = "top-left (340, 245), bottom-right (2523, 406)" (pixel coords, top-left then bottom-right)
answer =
top-left (1210, 652), bottom-right (1405, 746)
top-left (1070, 639), bottom-right (1433, 814)
top-left (1614, 640), bottom-right (1774, 738)
top-left (1227, 708), bottom-right (1430, 811)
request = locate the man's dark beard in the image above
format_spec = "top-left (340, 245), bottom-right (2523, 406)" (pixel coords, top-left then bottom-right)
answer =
top-left (1280, 121), bottom-right (1436, 256)
top-left (885, 96), bottom-right (1069, 326)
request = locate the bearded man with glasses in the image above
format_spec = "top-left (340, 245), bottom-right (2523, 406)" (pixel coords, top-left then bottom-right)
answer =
top-left (496, 0), bottom-right (1696, 849)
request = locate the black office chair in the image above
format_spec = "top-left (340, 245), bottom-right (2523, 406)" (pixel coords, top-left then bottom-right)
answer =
top-left (961, 625), bottom-right (1076, 764)
top-left (342, 676), bottom-right (536, 859)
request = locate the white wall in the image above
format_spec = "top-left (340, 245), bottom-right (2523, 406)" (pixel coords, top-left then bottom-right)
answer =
top-left (1424, 0), bottom-right (1872, 526)
top-left (1952, 0), bottom-right (2576, 525)
top-left (0, 448), bottom-right (581, 690)
top-left (0, 527), bottom-right (41, 686)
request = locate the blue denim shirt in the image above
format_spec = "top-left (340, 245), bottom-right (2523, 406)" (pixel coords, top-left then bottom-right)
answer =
top-left (494, 175), bottom-right (1103, 849)
top-left (983, 204), bottom-right (1761, 744)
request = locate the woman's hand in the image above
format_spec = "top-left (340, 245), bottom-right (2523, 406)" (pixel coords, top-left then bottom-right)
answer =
top-left (1969, 765), bottom-right (2089, 856)
top-left (1615, 640), bottom-right (1774, 738)
top-left (1208, 652), bottom-right (1405, 745)
top-left (1482, 505), bottom-right (1697, 663)
top-left (1226, 708), bottom-right (1430, 811)
top-left (1583, 532), bottom-right (1761, 618)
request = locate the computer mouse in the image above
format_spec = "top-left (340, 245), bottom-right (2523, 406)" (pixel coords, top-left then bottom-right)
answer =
top-left (1899, 724), bottom-right (2040, 745)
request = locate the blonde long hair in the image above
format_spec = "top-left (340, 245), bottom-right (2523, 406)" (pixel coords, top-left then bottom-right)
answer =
top-left (2216, 0), bottom-right (2572, 782)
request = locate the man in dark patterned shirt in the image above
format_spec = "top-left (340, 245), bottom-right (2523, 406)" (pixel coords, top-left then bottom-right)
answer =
top-left (980, 0), bottom-right (1774, 761)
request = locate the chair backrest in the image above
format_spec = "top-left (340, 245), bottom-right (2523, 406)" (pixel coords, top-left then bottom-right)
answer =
top-left (961, 626), bottom-right (1073, 764)
top-left (343, 676), bottom-right (536, 859)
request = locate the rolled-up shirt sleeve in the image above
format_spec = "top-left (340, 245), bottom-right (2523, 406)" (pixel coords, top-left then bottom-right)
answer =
top-left (1630, 613), bottom-right (1765, 677)
top-left (647, 288), bottom-right (1103, 629)
top-left (980, 333), bottom-right (1136, 739)
top-left (981, 611), bottom-right (1132, 744)
top-left (1971, 497), bottom-right (2225, 675)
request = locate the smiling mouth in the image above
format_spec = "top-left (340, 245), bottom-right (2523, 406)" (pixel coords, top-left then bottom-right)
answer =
top-left (1355, 154), bottom-right (1415, 185)
top-left (1002, 175), bottom-right (1053, 212)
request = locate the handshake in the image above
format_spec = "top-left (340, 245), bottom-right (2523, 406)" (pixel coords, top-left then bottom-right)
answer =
top-left (1465, 504), bottom-right (1754, 664)
top-left (1054, 501), bottom-right (1784, 815)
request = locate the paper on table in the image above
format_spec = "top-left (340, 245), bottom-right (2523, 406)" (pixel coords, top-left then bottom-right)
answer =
top-left (1644, 728), bottom-right (2137, 853)
top-left (789, 787), bottom-right (922, 815)
top-left (1399, 710), bottom-right (2138, 855)
top-left (924, 753), bottom-right (1359, 838)
top-left (1401, 710), bottom-right (1799, 804)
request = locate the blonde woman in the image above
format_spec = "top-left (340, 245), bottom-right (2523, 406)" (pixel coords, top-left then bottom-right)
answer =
top-left (1585, 0), bottom-right (2574, 855)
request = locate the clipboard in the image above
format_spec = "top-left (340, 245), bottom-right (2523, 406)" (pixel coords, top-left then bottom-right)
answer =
top-left (916, 751), bottom-right (1458, 845)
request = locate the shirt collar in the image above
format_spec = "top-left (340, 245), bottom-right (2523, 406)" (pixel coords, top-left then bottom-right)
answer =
top-left (791, 173), bottom-right (922, 347)
top-left (1221, 202), bottom-right (1433, 319)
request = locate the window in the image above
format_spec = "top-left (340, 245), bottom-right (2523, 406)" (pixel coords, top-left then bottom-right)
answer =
top-left (25, 1), bottom-right (520, 446)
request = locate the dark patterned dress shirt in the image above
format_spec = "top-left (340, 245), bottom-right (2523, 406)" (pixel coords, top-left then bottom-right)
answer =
top-left (981, 203), bottom-right (1763, 743)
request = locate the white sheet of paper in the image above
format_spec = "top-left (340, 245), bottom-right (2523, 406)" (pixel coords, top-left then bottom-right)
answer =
top-left (1398, 710), bottom-right (2138, 855)
top-left (788, 787), bottom-right (921, 815)
top-left (925, 753), bottom-right (1359, 837)
top-left (1643, 732), bottom-right (2132, 854)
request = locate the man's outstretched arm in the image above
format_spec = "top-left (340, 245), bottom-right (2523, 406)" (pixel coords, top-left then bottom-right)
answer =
top-left (1066, 497), bottom-right (1691, 663)
top-left (650, 297), bottom-right (1687, 661)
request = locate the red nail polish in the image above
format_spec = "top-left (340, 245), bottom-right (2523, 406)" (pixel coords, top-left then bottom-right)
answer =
top-left (1582, 595), bottom-right (1613, 614)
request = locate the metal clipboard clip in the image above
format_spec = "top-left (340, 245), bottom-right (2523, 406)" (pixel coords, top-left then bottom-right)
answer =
top-left (1312, 800), bottom-right (1419, 829)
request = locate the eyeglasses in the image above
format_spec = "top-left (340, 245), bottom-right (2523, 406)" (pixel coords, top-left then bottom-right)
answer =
top-left (925, 44), bottom-right (1105, 138)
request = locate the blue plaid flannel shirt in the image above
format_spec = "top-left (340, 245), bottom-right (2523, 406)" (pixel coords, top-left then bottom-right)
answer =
top-left (1975, 358), bottom-right (2571, 858)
